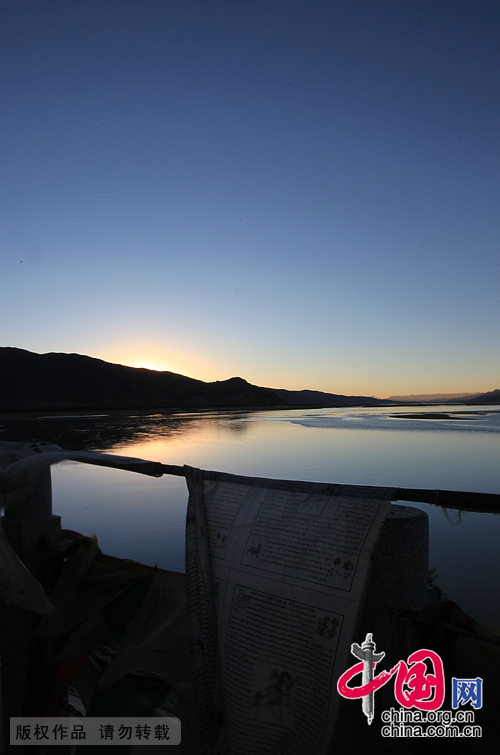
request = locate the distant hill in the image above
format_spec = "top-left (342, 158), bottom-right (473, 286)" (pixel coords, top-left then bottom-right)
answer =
top-left (268, 388), bottom-right (395, 408)
top-left (387, 392), bottom-right (482, 403)
top-left (0, 348), bottom-right (285, 411)
top-left (465, 389), bottom-right (500, 405)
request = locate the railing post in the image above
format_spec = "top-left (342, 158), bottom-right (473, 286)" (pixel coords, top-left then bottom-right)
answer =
top-left (1, 467), bottom-right (63, 754)
top-left (365, 504), bottom-right (429, 612)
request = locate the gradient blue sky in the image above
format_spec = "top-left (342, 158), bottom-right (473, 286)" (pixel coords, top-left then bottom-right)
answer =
top-left (2, 0), bottom-right (499, 398)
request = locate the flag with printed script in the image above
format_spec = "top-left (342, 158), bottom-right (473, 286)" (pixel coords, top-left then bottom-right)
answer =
top-left (184, 467), bottom-right (392, 755)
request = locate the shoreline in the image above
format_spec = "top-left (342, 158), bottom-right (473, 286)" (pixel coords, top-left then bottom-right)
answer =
top-left (1, 401), bottom-right (500, 419)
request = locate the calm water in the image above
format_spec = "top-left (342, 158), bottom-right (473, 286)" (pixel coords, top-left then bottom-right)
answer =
top-left (2, 405), bottom-right (499, 623)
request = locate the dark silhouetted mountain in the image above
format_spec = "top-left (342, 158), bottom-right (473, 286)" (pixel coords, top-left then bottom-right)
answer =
top-left (5, 348), bottom-right (492, 412)
top-left (0, 348), bottom-right (285, 410)
top-left (465, 389), bottom-right (500, 405)
top-left (268, 388), bottom-right (395, 408)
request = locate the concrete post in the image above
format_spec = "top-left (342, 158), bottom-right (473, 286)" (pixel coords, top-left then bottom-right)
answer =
top-left (2, 468), bottom-right (62, 580)
top-left (365, 504), bottom-right (429, 613)
top-left (1, 467), bottom-right (63, 754)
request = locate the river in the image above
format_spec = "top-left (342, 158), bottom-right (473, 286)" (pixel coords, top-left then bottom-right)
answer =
top-left (1, 404), bottom-right (499, 623)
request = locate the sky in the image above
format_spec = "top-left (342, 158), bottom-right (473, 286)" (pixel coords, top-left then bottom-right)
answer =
top-left (2, 0), bottom-right (499, 398)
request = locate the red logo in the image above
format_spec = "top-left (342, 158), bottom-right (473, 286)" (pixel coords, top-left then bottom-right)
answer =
top-left (337, 633), bottom-right (445, 723)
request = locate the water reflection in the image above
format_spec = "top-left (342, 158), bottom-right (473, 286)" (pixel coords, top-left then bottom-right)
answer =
top-left (0, 408), bottom-right (257, 452)
top-left (2, 405), bottom-right (499, 623)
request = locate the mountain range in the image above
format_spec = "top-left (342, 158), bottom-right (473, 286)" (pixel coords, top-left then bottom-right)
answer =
top-left (0, 348), bottom-right (497, 411)
top-left (268, 388), bottom-right (393, 407)
top-left (386, 392), bottom-right (483, 403)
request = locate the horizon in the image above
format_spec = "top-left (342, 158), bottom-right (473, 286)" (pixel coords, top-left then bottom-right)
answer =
top-left (2, 2), bottom-right (499, 398)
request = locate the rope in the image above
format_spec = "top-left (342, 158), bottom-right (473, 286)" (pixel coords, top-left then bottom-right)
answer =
top-left (159, 465), bottom-right (500, 513)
